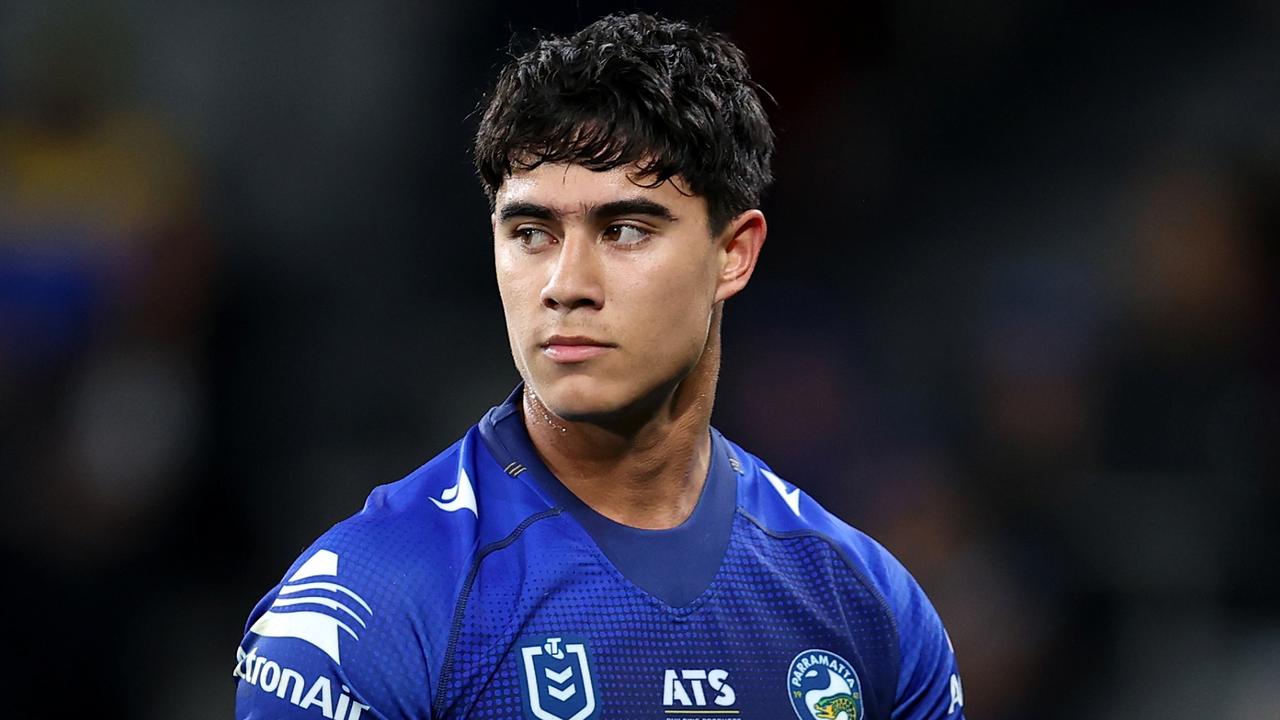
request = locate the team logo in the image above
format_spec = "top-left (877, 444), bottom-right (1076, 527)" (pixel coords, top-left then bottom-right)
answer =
top-left (518, 636), bottom-right (600, 720)
top-left (787, 649), bottom-right (863, 720)
top-left (249, 549), bottom-right (373, 664)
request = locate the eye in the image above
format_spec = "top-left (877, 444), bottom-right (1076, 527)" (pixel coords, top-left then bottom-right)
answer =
top-left (512, 227), bottom-right (555, 251)
top-left (601, 224), bottom-right (651, 247)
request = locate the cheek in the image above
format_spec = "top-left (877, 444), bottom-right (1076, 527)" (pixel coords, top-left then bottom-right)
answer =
top-left (495, 249), bottom-right (540, 316)
top-left (620, 255), bottom-right (715, 346)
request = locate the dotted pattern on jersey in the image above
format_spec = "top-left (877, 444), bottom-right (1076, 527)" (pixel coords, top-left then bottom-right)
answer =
top-left (433, 510), bottom-right (899, 719)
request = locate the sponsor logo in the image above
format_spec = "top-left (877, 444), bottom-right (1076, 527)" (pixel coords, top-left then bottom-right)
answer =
top-left (787, 649), bottom-right (862, 720)
top-left (518, 636), bottom-right (599, 720)
top-left (234, 646), bottom-right (371, 720)
top-left (663, 668), bottom-right (738, 717)
top-left (762, 469), bottom-right (801, 516)
top-left (948, 673), bottom-right (964, 715)
top-left (248, 549), bottom-right (373, 664)
top-left (431, 465), bottom-right (478, 517)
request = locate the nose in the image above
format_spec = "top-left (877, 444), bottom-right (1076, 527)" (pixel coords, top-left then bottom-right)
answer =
top-left (540, 234), bottom-right (604, 311)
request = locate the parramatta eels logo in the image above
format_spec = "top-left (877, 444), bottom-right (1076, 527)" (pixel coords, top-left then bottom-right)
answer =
top-left (787, 649), bottom-right (863, 720)
top-left (518, 636), bottom-right (600, 720)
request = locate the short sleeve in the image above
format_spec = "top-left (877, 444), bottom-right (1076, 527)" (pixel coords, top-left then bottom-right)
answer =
top-left (233, 544), bottom-right (434, 720)
top-left (888, 565), bottom-right (965, 719)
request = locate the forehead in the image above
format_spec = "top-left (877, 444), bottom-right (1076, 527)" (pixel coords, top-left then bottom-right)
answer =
top-left (494, 163), bottom-right (707, 219)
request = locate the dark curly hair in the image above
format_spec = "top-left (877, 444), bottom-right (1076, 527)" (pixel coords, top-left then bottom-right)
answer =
top-left (473, 12), bottom-right (775, 233)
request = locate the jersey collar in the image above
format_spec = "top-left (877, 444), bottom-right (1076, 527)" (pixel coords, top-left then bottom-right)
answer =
top-left (477, 384), bottom-right (739, 608)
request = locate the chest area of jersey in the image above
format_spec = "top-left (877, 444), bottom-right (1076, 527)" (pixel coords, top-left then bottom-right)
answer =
top-left (432, 522), bottom-right (896, 719)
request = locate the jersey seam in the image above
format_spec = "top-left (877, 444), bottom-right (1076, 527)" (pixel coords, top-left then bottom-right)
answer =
top-left (430, 508), bottom-right (563, 717)
top-left (735, 507), bottom-right (903, 706)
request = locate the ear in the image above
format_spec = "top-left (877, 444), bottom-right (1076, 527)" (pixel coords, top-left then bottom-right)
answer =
top-left (713, 209), bottom-right (767, 304)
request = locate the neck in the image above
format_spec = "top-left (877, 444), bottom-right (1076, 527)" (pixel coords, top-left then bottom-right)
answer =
top-left (522, 309), bottom-right (723, 530)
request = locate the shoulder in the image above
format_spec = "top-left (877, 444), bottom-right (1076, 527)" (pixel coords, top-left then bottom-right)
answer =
top-left (235, 425), bottom-right (553, 719)
top-left (294, 428), bottom-right (489, 597)
top-left (267, 423), bottom-right (556, 607)
top-left (727, 437), bottom-right (967, 719)
top-left (728, 437), bottom-right (906, 600)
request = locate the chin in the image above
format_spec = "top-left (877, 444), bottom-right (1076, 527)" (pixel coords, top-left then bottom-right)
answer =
top-left (533, 373), bottom-right (632, 423)
top-left (531, 366), bottom-right (687, 430)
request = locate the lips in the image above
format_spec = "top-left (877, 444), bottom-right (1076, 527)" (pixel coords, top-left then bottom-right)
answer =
top-left (540, 335), bottom-right (616, 363)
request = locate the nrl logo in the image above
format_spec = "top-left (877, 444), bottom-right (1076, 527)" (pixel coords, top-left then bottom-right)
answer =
top-left (518, 635), bottom-right (600, 720)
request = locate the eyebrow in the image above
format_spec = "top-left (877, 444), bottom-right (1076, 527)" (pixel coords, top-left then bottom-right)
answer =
top-left (497, 198), bottom-right (678, 224)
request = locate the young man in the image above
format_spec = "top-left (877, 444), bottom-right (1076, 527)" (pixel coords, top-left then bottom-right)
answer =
top-left (235, 13), bottom-right (964, 720)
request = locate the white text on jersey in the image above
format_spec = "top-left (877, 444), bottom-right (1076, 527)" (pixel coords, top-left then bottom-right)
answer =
top-left (235, 646), bottom-right (371, 720)
top-left (663, 668), bottom-right (736, 708)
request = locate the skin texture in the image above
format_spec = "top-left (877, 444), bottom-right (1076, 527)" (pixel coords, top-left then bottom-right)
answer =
top-left (492, 162), bottom-right (766, 529)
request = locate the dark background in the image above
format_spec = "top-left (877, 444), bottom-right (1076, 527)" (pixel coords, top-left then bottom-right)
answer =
top-left (1, 1), bottom-right (1276, 717)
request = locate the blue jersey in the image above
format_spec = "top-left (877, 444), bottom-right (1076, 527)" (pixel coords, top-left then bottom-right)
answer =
top-left (235, 387), bottom-right (965, 720)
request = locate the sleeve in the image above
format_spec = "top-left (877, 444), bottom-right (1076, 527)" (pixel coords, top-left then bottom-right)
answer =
top-left (233, 543), bottom-right (435, 720)
top-left (887, 565), bottom-right (965, 720)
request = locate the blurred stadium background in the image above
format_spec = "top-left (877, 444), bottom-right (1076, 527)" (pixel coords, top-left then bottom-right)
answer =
top-left (1, 1), bottom-right (1276, 718)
